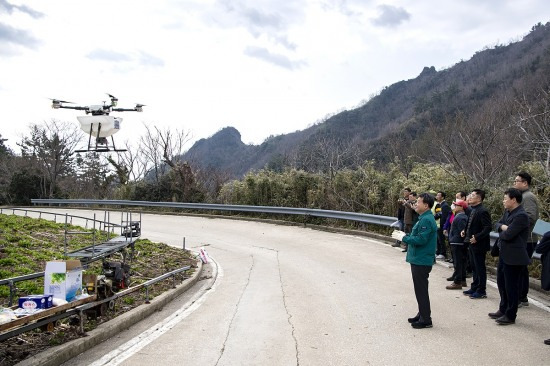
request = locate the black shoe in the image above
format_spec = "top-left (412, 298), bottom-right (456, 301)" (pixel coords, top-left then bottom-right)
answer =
top-left (544, 339), bottom-right (550, 345)
top-left (496, 315), bottom-right (515, 325)
top-left (446, 276), bottom-right (454, 281)
top-left (408, 314), bottom-right (420, 323)
top-left (518, 299), bottom-right (529, 307)
top-left (445, 258), bottom-right (453, 263)
top-left (488, 311), bottom-right (504, 319)
top-left (411, 320), bottom-right (432, 329)
top-left (402, 248), bottom-right (407, 252)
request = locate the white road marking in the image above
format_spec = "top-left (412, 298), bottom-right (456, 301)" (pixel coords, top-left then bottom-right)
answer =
top-left (88, 258), bottom-right (222, 366)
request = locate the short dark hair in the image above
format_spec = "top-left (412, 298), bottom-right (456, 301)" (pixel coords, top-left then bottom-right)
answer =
top-left (517, 171), bottom-right (532, 186)
top-left (410, 191), bottom-right (417, 197)
top-left (437, 191), bottom-right (446, 199)
top-left (404, 187), bottom-right (411, 193)
top-left (472, 189), bottom-right (485, 201)
top-left (418, 193), bottom-right (435, 208)
top-left (505, 188), bottom-right (523, 203)
top-left (458, 191), bottom-right (467, 200)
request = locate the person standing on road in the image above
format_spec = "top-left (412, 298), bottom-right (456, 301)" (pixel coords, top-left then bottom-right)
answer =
top-left (435, 191), bottom-right (451, 260)
top-left (446, 199), bottom-right (469, 290)
top-left (489, 188), bottom-right (530, 325)
top-left (402, 191), bottom-right (419, 253)
top-left (392, 193), bottom-right (437, 329)
top-left (535, 231), bottom-right (550, 344)
top-left (392, 188), bottom-right (409, 248)
top-left (462, 189), bottom-right (492, 299)
top-left (513, 172), bottom-right (540, 307)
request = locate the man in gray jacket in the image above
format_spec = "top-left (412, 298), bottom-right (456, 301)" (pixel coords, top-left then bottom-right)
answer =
top-left (513, 171), bottom-right (540, 306)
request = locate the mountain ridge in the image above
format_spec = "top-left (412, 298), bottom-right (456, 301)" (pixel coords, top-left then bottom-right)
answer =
top-left (183, 22), bottom-right (550, 177)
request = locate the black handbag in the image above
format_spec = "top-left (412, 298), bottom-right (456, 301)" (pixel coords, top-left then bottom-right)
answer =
top-left (490, 239), bottom-right (500, 257)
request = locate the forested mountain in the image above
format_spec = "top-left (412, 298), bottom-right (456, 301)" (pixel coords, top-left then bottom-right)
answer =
top-left (184, 22), bottom-right (550, 177)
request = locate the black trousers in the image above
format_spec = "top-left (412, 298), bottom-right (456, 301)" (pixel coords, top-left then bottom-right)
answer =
top-left (451, 245), bottom-right (466, 283)
top-left (497, 258), bottom-right (523, 321)
top-left (519, 242), bottom-right (535, 301)
top-left (468, 248), bottom-right (487, 294)
top-left (436, 228), bottom-right (447, 257)
top-left (411, 264), bottom-right (432, 322)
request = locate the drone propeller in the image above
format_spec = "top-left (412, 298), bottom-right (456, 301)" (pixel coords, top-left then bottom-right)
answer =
top-left (50, 98), bottom-right (76, 109)
top-left (107, 93), bottom-right (118, 106)
top-left (49, 98), bottom-right (74, 104)
top-left (135, 103), bottom-right (145, 112)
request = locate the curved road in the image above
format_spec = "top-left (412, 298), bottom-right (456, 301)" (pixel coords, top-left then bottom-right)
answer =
top-left (19, 209), bottom-right (550, 365)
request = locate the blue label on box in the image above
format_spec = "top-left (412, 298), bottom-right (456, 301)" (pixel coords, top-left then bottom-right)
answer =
top-left (18, 295), bottom-right (53, 310)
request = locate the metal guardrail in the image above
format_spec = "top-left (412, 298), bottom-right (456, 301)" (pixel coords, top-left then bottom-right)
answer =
top-left (0, 207), bottom-right (115, 232)
top-left (0, 208), bottom-right (135, 306)
top-left (30, 198), bottom-right (397, 226)
top-left (0, 265), bottom-right (192, 341)
top-left (28, 199), bottom-right (542, 259)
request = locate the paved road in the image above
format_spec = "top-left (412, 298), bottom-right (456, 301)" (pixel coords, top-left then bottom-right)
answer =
top-left (16, 209), bottom-right (550, 365)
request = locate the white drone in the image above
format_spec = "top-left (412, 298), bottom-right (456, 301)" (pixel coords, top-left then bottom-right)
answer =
top-left (51, 94), bottom-right (144, 153)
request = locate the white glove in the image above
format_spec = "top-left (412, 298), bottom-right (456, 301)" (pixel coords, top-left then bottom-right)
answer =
top-left (391, 230), bottom-right (406, 241)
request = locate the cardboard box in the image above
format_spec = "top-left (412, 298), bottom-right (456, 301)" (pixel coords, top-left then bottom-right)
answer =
top-left (44, 260), bottom-right (83, 302)
top-left (18, 294), bottom-right (53, 310)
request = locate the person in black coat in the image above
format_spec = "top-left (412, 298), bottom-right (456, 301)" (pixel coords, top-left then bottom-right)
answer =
top-left (489, 188), bottom-right (530, 325)
top-left (435, 191), bottom-right (452, 260)
top-left (535, 230), bottom-right (550, 343)
top-left (462, 189), bottom-right (493, 299)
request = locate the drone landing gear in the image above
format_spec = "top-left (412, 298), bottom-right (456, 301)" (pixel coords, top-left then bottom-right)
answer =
top-left (75, 122), bottom-right (127, 153)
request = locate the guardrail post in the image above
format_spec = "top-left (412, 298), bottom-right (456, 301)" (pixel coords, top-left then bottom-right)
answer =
top-left (79, 309), bottom-right (85, 334)
top-left (64, 214), bottom-right (68, 257)
top-left (93, 214), bottom-right (96, 253)
top-left (183, 237), bottom-right (186, 250)
top-left (145, 286), bottom-right (150, 304)
top-left (8, 280), bottom-right (14, 307)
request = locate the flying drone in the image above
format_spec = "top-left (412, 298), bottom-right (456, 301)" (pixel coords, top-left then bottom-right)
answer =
top-left (51, 94), bottom-right (144, 153)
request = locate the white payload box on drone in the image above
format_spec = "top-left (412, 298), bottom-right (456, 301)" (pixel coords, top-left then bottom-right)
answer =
top-left (77, 115), bottom-right (122, 138)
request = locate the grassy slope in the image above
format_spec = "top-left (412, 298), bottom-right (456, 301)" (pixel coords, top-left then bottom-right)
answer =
top-left (0, 213), bottom-right (196, 304)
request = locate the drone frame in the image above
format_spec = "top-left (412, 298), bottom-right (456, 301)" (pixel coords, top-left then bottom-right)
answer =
top-left (75, 122), bottom-right (127, 153)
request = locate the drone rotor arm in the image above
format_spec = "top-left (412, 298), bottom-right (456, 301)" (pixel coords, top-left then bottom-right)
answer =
top-left (58, 105), bottom-right (90, 112)
top-left (111, 107), bottom-right (143, 112)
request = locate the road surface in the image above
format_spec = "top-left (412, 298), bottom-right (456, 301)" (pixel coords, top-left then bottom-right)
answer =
top-left (14, 208), bottom-right (550, 365)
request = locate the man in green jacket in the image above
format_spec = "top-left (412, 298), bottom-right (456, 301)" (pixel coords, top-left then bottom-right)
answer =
top-left (393, 192), bottom-right (437, 329)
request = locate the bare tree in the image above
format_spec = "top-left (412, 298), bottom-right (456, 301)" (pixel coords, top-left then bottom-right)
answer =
top-left (139, 124), bottom-right (165, 184)
top-left (19, 120), bottom-right (81, 198)
top-left (514, 89), bottom-right (550, 182)
top-left (297, 134), bottom-right (362, 178)
top-left (438, 97), bottom-right (524, 187)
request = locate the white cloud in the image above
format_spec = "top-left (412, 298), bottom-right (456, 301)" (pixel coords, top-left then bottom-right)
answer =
top-left (244, 45), bottom-right (306, 69)
top-left (371, 4), bottom-right (410, 27)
